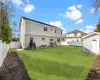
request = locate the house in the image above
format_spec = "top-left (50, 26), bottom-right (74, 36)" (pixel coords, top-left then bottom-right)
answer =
top-left (62, 30), bottom-right (87, 45)
top-left (82, 32), bottom-right (100, 54)
top-left (19, 16), bottom-right (63, 49)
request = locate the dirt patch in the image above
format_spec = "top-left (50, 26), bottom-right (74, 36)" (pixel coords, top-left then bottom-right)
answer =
top-left (0, 52), bottom-right (31, 80)
top-left (86, 55), bottom-right (100, 80)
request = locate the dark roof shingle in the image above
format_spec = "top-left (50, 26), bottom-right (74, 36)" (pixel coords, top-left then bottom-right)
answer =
top-left (21, 16), bottom-right (62, 30)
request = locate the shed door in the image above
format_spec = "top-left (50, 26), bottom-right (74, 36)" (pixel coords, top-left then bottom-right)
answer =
top-left (92, 38), bottom-right (99, 54)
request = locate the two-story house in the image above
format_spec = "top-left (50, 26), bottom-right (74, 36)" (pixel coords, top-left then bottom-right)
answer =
top-left (62, 30), bottom-right (87, 45)
top-left (19, 16), bottom-right (63, 49)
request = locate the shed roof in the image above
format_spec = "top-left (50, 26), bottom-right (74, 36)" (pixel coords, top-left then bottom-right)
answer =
top-left (82, 32), bottom-right (100, 39)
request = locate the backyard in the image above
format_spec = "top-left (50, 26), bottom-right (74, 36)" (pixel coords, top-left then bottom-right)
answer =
top-left (10, 46), bottom-right (96, 80)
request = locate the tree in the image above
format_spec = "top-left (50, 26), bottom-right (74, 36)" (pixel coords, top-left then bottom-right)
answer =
top-left (93, 0), bottom-right (100, 12)
top-left (0, 0), bottom-right (12, 43)
top-left (95, 18), bottom-right (100, 32)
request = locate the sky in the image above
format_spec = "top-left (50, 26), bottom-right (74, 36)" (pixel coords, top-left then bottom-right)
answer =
top-left (10, 0), bottom-right (100, 35)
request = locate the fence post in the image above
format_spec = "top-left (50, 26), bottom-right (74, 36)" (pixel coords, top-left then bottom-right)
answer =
top-left (0, 40), bottom-right (3, 67)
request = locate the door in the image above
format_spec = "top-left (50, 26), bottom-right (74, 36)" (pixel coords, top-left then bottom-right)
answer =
top-left (92, 38), bottom-right (99, 54)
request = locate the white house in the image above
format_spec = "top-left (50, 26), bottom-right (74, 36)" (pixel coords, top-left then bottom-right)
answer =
top-left (82, 32), bottom-right (100, 54)
top-left (19, 16), bottom-right (63, 49)
top-left (62, 30), bottom-right (87, 45)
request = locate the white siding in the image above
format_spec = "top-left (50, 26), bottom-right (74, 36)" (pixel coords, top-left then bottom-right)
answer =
top-left (25, 35), bottom-right (61, 48)
top-left (83, 35), bottom-right (100, 53)
top-left (25, 20), bottom-right (62, 37)
top-left (20, 18), bottom-right (62, 49)
top-left (20, 18), bottom-right (26, 48)
top-left (68, 33), bottom-right (74, 37)
top-left (77, 33), bottom-right (81, 36)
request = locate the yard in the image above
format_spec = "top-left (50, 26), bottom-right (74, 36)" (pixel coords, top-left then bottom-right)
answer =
top-left (10, 46), bottom-right (96, 80)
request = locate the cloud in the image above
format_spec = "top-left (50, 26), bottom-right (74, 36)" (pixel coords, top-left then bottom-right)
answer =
top-left (11, 0), bottom-right (35, 14)
top-left (24, 4), bottom-right (35, 13)
top-left (11, 0), bottom-right (24, 7)
top-left (77, 5), bottom-right (82, 9)
top-left (60, 5), bottom-right (82, 20)
top-left (75, 19), bottom-right (84, 24)
top-left (47, 21), bottom-right (67, 33)
top-left (89, 8), bottom-right (95, 14)
top-left (80, 25), bottom-right (95, 33)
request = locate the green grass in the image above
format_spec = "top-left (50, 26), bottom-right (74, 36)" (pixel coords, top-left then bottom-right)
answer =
top-left (10, 46), bottom-right (96, 80)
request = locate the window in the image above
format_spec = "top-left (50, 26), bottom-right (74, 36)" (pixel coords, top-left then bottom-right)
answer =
top-left (30, 37), bottom-right (33, 41)
top-left (74, 33), bottom-right (77, 36)
top-left (44, 27), bottom-right (47, 31)
top-left (42, 38), bottom-right (45, 41)
top-left (50, 39), bottom-right (53, 41)
top-left (61, 31), bottom-right (62, 35)
top-left (55, 30), bottom-right (56, 33)
top-left (57, 39), bottom-right (60, 42)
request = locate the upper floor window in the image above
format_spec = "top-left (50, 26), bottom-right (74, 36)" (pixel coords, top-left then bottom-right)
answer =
top-left (44, 27), bottom-right (47, 31)
top-left (74, 33), bottom-right (77, 36)
top-left (61, 31), bottom-right (62, 35)
top-left (55, 30), bottom-right (56, 33)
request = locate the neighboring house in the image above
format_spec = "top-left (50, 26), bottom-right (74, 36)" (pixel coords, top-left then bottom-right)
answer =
top-left (62, 30), bottom-right (87, 45)
top-left (19, 16), bottom-right (63, 49)
top-left (82, 32), bottom-right (100, 55)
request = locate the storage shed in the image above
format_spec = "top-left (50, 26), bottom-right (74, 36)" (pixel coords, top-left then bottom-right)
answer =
top-left (82, 32), bottom-right (100, 54)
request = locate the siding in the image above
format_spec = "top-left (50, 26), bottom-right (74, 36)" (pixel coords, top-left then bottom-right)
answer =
top-left (83, 34), bottom-right (100, 53)
top-left (25, 20), bottom-right (62, 37)
top-left (25, 35), bottom-right (61, 48)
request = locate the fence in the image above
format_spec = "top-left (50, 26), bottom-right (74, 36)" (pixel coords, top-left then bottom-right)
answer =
top-left (0, 40), bottom-right (9, 66)
top-left (0, 40), bottom-right (21, 67)
top-left (67, 41), bottom-right (83, 46)
top-left (9, 41), bottom-right (20, 49)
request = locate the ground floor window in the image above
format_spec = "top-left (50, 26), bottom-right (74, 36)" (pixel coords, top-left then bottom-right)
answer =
top-left (57, 39), bottom-right (60, 42)
top-left (42, 38), bottom-right (45, 41)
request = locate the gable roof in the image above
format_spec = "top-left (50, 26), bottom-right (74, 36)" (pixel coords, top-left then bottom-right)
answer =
top-left (20, 16), bottom-right (63, 30)
top-left (82, 32), bottom-right (100, 39)
top-left (64, 30), bottom-right (87, 35)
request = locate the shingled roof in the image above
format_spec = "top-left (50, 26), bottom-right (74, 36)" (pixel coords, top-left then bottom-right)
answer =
top-left (20, 16), bottom-right (62, 30)
top-left (64, 30), bottom-right (87, 35)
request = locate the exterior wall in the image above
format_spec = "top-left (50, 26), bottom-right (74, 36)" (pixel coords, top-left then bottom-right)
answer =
top-left (66, 32), bottom-right (86, 38)
top-left (83, 34), bottom-right (100, 53)
top-left (24, 34), bottom-right (61, 48)
top-left (20, 19), bottom-right (62, 49)
top-left (67, 33), bottom-right (74, 37)
top-left (25, 20), bottom-right (62, 37)
top-left (20, 18), bottom-right (26, 48)
top-left (77, 33), bottom-right (81, 36)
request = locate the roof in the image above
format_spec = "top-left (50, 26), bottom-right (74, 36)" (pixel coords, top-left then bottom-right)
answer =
top-left (20, 16), bottom-right (63, 30)
top-left (64, 30), bottom-right (87, 35)
top-left (82, 32), bottom-right (100, 38)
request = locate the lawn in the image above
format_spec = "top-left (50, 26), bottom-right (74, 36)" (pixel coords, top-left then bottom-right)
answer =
top-left (10, 46), bottom-right (96, 80)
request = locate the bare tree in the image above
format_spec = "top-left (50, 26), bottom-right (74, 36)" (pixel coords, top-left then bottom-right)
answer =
top-left (92, 0), bottom-right (100, 12)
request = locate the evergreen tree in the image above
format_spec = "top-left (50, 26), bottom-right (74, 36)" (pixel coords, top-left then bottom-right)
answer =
top-left (0, 0), bottom-right (12, 43)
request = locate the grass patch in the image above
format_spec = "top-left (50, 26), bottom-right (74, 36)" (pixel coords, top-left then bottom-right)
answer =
top-left (10, 46), bottom-right (96, 80)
